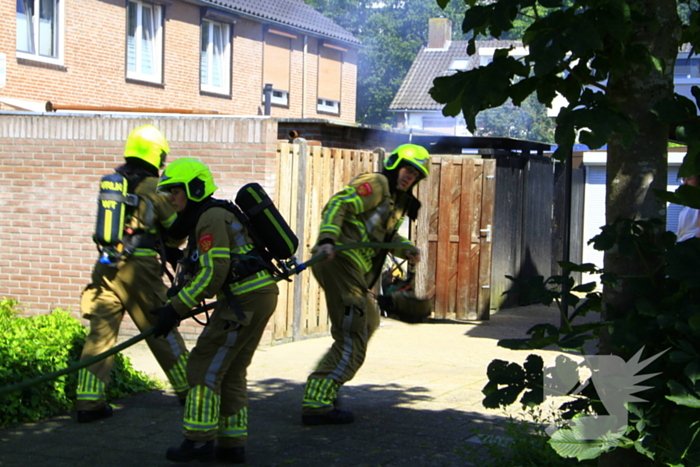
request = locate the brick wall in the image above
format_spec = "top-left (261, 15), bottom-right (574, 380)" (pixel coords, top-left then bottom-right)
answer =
top-left (0, 114), bottom-right (279, 345)
top-left (0, 1), bottom-right (358, 123)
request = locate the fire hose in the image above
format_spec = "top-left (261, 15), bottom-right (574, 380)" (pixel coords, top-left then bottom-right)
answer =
top-left (0, 242), bottom-right (414, 396)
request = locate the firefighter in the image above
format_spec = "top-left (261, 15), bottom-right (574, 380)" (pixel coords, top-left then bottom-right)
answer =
top-left (301, 144), bottom-right (430, 425)
top-left (76, 125), bottom-right (190, 422)
top-left (152, 158), bottom-right (279, 464)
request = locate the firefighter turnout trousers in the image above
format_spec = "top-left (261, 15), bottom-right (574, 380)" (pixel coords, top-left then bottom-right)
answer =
top-left (302, 253), bottom-right (380, 415)
top-left (76, 257), bottom-right (189, 410)
top-left (182, 283), bottom-right (278, 448)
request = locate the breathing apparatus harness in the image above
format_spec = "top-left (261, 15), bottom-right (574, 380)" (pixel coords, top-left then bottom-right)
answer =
top-left (93, 165), bottom-right (171, 275)
top-left (168, 192), bottom-right (300, 326)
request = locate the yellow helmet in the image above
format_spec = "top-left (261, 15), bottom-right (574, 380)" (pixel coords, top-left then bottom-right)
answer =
top-left (384, 144), bottom-right (430, 180)
top-left (123, 125), bottom-right (170, 169)
top-left (158, 158), bottom-right (218, 202)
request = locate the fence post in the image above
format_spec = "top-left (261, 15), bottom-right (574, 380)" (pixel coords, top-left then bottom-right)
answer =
top-left (292, 137), bottom-right (308, 341)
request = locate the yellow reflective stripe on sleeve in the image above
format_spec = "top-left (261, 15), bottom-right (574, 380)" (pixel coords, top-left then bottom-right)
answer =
top-left (178, 251), bottom-right (215, 308)
top-left (319, 224), bottom-right (341, 236)
top-left (320, 187), bottom-right (362, 234)
top-left (209, 247), bottom-right (230, 259)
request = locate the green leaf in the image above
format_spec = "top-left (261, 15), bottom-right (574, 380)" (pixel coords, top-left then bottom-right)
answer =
top-left (548, 428), bottom-right (609, 460)
top-left (572, 282), bottom-right (597, 293)
top-left (666, 380), bottom-right (700, 408)
top-left (653, 95), bottom-right (698, 124)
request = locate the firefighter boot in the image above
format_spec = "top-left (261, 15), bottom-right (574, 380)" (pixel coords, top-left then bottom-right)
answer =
top-left (165, 439), bottom-right (215, 463)
top-left (76, 404), bottom-right (113, 423)
top-left (216, 446), bottom-right (245, 464)
top-left (302, 408), bottom-right (354, 426)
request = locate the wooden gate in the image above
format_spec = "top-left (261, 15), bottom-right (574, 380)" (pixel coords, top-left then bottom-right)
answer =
top-left (413, 156), bottom-right (496, 320)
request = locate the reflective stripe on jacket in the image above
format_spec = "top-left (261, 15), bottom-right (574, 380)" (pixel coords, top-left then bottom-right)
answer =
top-left (316, 172), bottom-right (415, 273)
top-left (170, 206), bottom-right (276, 317)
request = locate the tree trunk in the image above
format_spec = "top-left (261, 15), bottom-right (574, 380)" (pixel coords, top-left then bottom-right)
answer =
top-left (600, 0), bottom-right (681, 465)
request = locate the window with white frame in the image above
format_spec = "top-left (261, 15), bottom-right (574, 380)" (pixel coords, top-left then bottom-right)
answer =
top-left (201, 19), bottom-right (231, 94)
top-left (317, 98), bottom-right (339, 114)
top-left (16, 0), bottom-right (64, 64)
top-left (126, 1), bottom-right (163, 83)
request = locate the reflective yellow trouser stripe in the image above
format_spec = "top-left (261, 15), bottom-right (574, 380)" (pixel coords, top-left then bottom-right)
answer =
top-left (165, 351), bottom-right (189, 393)
top-left (302, 378), bottom-right (340, 409)
top-left (218, 407), bottom-right (248, 438)
top-left (76, 369), bottom-right (106, 402)
top-left (184, 385), bottom-right (220, 431)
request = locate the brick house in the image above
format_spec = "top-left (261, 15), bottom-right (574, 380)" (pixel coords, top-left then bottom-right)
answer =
top-left (1, 0), bottom-right (359, 122)
top-left (389, 18), bottom-right (523, 136)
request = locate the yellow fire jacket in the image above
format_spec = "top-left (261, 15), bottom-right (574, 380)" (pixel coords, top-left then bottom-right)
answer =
top-left (128, 176), bottom-right (177, 257)
top-left (170, 206), bottom-right (277, 322)
top-left (316, 172), bottom-right (417, 274)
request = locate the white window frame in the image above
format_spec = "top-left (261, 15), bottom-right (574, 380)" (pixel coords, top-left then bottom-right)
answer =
top-left (126, 0), bottom-right (164, 83)
top-left (449, 58), bottom-right (470, 70)
top-left (262, 88), bottom-right (289, 106)
top-left (16, 0), bottom-right (65, 66)
top-left (200, 19), bottom-right (231, 95)
top-left (317, 98), bottom-right (339, 114)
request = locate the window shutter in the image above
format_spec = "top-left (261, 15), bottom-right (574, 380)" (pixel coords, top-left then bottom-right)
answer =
top-left (263, 33), bottom-right (290, 92)
top-left (318, 45), bottom-right (342, 101)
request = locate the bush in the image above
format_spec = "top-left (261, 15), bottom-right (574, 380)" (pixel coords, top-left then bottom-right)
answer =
top-left (0, 299), bottom-right (161, 428)
top-left (458, 410), bottom-right (589, 467)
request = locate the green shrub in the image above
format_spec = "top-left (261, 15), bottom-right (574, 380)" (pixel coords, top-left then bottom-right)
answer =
top-left (0, 299), bottom-right (161, 428)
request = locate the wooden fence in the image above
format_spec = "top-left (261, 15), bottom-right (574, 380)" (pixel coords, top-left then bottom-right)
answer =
top-left (272, 141), bottom-right (381, 341)
top-left (272, 143), bottom-right (502, 341)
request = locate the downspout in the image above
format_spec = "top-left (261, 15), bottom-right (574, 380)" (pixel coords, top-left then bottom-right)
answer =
top-left (302, 35), bottom-right (308, 118)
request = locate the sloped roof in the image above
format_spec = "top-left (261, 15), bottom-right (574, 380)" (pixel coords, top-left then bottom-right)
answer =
top-left (199, 0), bottom-right (360, 45)
top-left (390, 40), bottom-right (521, 111)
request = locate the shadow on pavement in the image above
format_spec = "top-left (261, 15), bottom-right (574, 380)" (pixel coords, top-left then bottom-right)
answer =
top-left (0, 379), bottom-right (512, 467)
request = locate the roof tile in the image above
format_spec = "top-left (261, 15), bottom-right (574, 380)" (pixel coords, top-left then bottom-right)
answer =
top-left (390, 40), bottom-right (522, 111)
top-left (204, 0), bottom-right (360, 45)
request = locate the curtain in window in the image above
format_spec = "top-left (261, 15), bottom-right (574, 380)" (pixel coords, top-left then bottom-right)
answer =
top-left (141, 5), bottom-right (154, 75)
top-left (211, 23), bottom-right (222, 87)
top-left (127, 1), bottom-right (137, 72)
top-left (201, 21), bottom-right (210, 85)
top-left (38, 0), bottom-right (55, 57)
top-left (16, 0), bottom-right (35, 54)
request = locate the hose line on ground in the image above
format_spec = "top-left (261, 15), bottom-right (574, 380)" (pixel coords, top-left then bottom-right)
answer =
top-left (0, 242), bottom-right (412, 396)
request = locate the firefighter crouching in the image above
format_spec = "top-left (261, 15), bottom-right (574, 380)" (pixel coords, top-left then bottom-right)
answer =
top-left (301, 144), bottom-right (431, 426)
top-left (152, 158), bottom-right (279, 464)
top-left (76, 125), bottom-right (190, 423)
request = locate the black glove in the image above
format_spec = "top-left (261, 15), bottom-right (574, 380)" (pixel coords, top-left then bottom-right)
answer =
top-left (150, 303), bottom-right (180, 338)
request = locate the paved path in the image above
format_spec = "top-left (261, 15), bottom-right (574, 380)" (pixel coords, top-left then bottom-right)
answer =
top-left (0, 305), bottom-right (571, 466)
